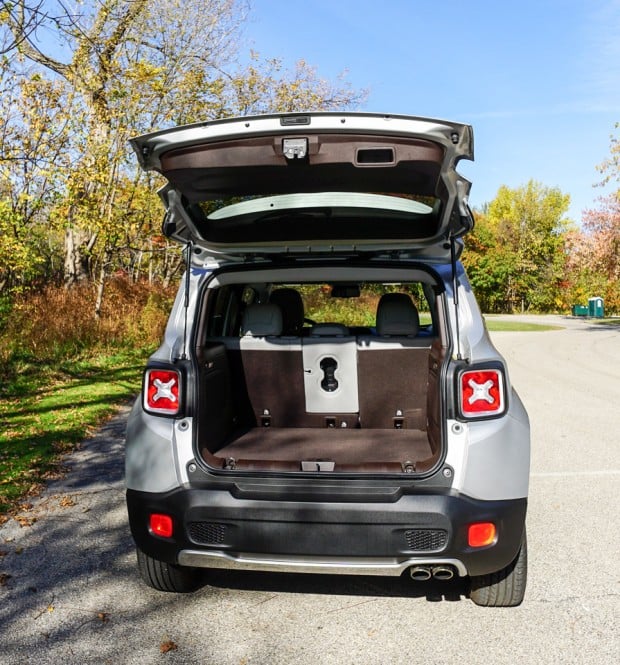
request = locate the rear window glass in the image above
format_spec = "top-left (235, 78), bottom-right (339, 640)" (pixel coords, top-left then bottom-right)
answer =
top-left (206, 282), bottom-right (434, 337)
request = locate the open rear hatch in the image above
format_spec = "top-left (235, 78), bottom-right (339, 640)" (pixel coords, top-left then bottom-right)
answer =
top-left (133, 113), bottom-right (474, 475)
top-left (131, 112), bottom-right (474, 262)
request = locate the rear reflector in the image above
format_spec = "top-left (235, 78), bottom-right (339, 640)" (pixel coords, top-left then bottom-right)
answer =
top-left (459, 367), bottom-right (505, 418)
top-left (144, 368), bottom-right (181, 415)
top-left (149, 513), bottom-right (173, 539)
top-left (468, 522), bottom-right (497, 548)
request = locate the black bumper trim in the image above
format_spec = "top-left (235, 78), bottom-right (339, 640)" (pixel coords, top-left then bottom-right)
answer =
top-left (126, 487), bottom-right (526, 578)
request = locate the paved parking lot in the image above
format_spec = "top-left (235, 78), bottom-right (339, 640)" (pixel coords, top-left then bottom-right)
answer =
top-left (0, 316), bottom-right (618, 664)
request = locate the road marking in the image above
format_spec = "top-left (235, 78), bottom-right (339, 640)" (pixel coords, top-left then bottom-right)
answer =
top-left (531, 470), bottom-right (620, 477)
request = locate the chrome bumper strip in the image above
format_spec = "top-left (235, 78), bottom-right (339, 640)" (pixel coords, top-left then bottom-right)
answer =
top-left (178, 550), bottom-right (468, 577)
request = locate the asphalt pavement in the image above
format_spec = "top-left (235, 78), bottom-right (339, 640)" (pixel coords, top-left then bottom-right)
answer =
top-left (0, 315), bottom-right (618, 664)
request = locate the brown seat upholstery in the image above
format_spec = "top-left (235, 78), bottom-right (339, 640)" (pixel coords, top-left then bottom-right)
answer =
top-left (357, 293), bottom-right (429, 429)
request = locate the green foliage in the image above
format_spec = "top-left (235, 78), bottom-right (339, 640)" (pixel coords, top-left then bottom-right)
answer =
top-left (0, 352), bottom-right (143, 514)
top-left (297, 284), bottom-right (428, 327)
top-left (301, 286), bottom-right (378, 327)
top-left (0, 276), bottom-right (174, 514)
top-left (463, 180), bottom-right (573, 313)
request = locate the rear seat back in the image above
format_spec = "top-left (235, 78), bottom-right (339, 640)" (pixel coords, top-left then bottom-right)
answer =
top-left (207, 298), bottom-right (430, 431)
top-left (357, 294), bottom-right (430, 429)
top-left (234, 303), bottom-right (305, 427)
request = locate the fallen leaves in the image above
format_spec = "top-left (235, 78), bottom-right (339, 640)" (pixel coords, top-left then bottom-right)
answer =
top-left (14, 515), bottom-right (36, 527)
top-left (59, 495), bottom-right (76, 508)
top-left (160, 640), bottom-right (178, 653)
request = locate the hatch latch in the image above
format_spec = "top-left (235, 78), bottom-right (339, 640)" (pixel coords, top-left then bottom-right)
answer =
top-left (301, 460), bottom-right (336, 472)
top-left (282, 138), bottom-right (308, 160)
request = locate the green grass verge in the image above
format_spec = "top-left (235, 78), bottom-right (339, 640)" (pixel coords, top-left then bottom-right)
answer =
top-left (484, 318), bottom-right (563, 332)
top-left (0, 350), bottom-right (146, 516)
top-left (593, 317), bottom-right (620, 326)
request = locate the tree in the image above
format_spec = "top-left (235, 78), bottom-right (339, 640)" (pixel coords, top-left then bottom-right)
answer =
top-left (566, 194), bottom-right (620, 312)
top-left (563, 124), bottom-right (620, 314)
top-left (0, 57), bottom-right (73, 291)
top-left (463, 181), bottom-right (572, 312)
top-left (596, 122), bottom-right (620, 188)
top-left (0, 0), bottom-right (366, 310)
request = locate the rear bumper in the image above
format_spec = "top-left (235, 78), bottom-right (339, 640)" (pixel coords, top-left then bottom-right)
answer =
top-left (177, 549), bottom-right (469, 577)
top-left (126, 487), bottom-right (526, 578)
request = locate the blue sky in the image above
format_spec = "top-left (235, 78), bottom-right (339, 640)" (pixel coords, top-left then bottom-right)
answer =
top-left (241, 0), bottom-right (620, 222)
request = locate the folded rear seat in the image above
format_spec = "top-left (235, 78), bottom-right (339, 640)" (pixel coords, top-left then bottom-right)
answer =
top-left (235, 303), bottom-right (306, 427)
top-left (357, 294), bottom-right (431, 429)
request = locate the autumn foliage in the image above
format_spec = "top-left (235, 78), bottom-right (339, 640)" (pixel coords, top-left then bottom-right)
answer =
top-left (564, 194), bottom-right (620, 312)
top-left (1, 277), bottom-right (176, 365)
top-left (0, 0), bottom-right (365, 306)
top-left (0, 2), bottom-right (618, 317)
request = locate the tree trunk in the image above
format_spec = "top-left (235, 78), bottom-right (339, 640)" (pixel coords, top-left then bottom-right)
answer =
top-left (64, 227), bottom-right (93, 286)
top-left (94, 249), bottom-right (112, 319)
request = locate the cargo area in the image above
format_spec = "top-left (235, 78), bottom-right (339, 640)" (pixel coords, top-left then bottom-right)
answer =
top-left (194, 277), bottom-right (447, 474)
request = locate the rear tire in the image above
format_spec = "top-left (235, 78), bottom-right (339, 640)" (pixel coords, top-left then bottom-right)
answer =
top-left (469, 528), bottom-right (527, 607)
top-left (136, 548), bottom-right (204, 593)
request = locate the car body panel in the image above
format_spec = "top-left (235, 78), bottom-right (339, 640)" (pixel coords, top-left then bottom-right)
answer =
top-left (125, 113), bottom-right (529, 599)
top-left (130, 112), bottom-right (474, 261)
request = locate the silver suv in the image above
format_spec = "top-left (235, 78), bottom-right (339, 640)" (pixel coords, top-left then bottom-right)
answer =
top-left (126, 112), bottom-right (529, 607)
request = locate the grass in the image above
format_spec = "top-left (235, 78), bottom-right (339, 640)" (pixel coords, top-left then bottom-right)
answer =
top-left (483, 318), bottom-right (563, 332)
top-left (0, 278), bottom-right (175, 517)
top-left (0, 350), bottom-right (145, 517)
top-left (593, 317), bottom-right (620, 326)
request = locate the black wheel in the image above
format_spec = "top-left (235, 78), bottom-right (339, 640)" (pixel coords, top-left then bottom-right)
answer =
top-left (469, 528), bottom-right (527, 607)
top-left (136, 548), bottom-right (204, 593)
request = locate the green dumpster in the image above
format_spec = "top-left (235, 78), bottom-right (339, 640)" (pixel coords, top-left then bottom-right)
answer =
top-left (571, 305), bottom-right (589, 316)
top-left (588, 297), bottom-right (604, 318)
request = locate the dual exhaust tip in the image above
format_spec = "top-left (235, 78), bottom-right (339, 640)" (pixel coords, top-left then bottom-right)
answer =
top-left (409, 565), bottom-right (455, 582)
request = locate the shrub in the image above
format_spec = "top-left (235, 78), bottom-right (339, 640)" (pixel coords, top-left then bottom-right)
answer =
top-left (0, 277), bottom-right (177, 366)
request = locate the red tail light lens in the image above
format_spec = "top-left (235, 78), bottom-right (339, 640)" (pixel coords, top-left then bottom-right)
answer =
top-left (459, 367), bottom-right (506, 418)
top-left (149, 513), bottom-right (174, 539)
top-left (468, 522), bottom-right (497, 548)
top-left (144, 368), bottom-right (181, 415)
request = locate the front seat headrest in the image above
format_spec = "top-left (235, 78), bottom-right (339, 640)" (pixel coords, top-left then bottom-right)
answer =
top-left (241, 303), bottom-right (283, 336)
top-left (376, 293), bottom-right (420, 337)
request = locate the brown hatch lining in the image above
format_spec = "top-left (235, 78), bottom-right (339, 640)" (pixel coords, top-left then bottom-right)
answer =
top-left (160, 134), bottom-right (444, 170)
top-left (159, 134), bottom-right (445, 202)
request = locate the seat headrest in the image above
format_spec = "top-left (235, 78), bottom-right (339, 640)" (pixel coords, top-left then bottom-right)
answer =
top-left (270, 288), bottom-right (304, 336)
top-left (241, 303), bottom-right (283, 336)
top-left (310, 323), bottom-right (349, 337)
top-left (376, 293), bottom-right (419, 337)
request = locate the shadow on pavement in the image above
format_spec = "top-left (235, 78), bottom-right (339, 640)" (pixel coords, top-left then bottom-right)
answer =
top-left (0, 404), bottom-right (470, 665)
